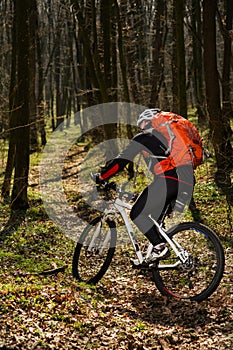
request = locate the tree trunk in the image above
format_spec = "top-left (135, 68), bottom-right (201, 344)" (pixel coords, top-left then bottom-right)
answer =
top-left (37, 30), bottom-right (47, 146)
top-left (203, 0), bottom-right (233, 192)
top-left (100, 0), bottom-right (118, 150)
top-left (54, 32), bottom-right (63, 128)
top-left (28, 0), bottom-right (38, 151)
top-left (149, 0), bottom-right (166, 107)
top-left (191, 0), bottom-right (206, 123)
top-left (101, 0), bottom-right (112, 96)
top-left (114, 0), bottom-right (130, 103)
top-left (11, 0), bottom-right (30, 210)
top-left (221, 0), bottom-right (233, 137)
top-left (71, 0), bottom-right (108, 103)
top-left (1, 1), bottom-right (17, 199)
top-left (1, 139), bottom-right (15, 199)
top-left (174, 0), bottom-right (187, 117)
top-left (35, 0), bottom-right (47, 146)
top-left (172, 4), bottom-right (178, 112)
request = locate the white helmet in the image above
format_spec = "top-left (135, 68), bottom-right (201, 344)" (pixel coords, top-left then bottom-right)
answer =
top-left (137, 108), bottom-right (161, 127)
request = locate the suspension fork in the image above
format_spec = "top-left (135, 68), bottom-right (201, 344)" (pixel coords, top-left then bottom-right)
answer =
top-left (114, 203), bottom-right (144, 264)
top-left (87, 221), bottom-right (102, 252)
top-left (87, 215), bottom-right (112, 254)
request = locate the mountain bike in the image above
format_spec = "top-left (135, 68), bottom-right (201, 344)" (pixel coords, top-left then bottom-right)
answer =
top-left (72, 181), bottom-right (225, 302)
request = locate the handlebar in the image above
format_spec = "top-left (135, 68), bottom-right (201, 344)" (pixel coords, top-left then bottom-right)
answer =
top-left (90, 173), bottom-right (137, 202)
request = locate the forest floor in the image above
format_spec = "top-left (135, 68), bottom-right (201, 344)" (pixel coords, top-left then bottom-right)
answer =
top-left (0, 144), bottom-right (232, 350)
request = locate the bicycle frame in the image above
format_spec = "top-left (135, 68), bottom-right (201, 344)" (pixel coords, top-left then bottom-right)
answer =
top-left (102, 195), bottom-right (190, 267)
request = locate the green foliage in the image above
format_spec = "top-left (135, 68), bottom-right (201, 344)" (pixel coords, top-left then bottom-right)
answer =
top-left (191, 165), bottom-right (232, 236)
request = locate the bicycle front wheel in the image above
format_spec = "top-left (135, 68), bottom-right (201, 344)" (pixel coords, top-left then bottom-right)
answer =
top-left (152, 222), bottom-right (225, 302)
top-left (72, 216), bottom-right (117, 284)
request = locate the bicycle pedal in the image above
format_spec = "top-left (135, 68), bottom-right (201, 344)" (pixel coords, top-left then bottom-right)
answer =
top-left (147, 249), bottom-right (171, 263)
top-left (130, 259), bottom-right (149, 269)
top-left (160, 249), bottom-right (171, 260)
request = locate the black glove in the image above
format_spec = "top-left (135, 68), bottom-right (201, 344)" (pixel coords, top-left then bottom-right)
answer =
top-left (90, 172), bottom-right (104, 191)
top-left (90, 172), bottom-right (101, 183)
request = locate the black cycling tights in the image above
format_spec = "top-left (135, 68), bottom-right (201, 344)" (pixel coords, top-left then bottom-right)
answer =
top-left (130, 176), bottom-right (180, 245)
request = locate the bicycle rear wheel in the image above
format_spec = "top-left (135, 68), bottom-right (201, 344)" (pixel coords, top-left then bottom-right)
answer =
top-left (72, 216), bottom-right (117, 284)
top-left (152, 222), bottom-right (225, 302)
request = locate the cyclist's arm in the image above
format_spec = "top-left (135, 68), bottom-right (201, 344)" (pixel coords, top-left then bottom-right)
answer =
top-left (99, 131), bottom-right (168, 181)
top-left (99, 134), bottom-right (144, 181)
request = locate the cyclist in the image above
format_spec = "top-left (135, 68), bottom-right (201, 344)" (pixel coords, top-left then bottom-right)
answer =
top-left (95, 109), bottom-right (194, 262)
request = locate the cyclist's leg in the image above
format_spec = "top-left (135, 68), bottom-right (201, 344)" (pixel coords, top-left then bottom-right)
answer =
top-left (130, 176), bottom-right (178, 245)
top-left (175, 165), bottom-right (195, 208)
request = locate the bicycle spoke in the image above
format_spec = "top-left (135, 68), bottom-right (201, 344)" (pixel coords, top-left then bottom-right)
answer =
top-left (72, 216), bottom-right (116, 284)
top-left (152, 222), bottom-right (224, 302)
